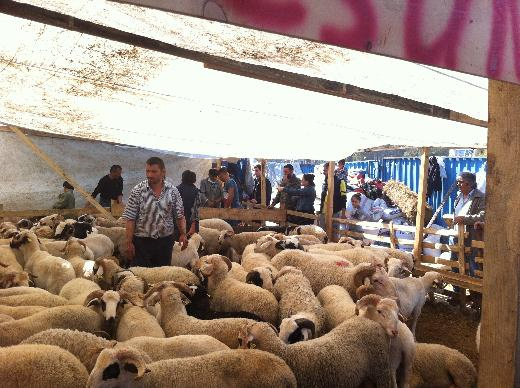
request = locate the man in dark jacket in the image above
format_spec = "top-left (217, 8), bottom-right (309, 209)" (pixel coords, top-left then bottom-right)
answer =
top-left (269, 164), bottom-right (301, 210)
top-left (92, 165), bottom-right (123, 207)
top-left (177, 170), bottom-right (204, 238)
top-left (250, 164), bottom-right (272, 207)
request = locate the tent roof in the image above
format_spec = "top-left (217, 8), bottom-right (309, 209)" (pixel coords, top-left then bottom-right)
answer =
top-left (0, 1), bottom-right (487, 160)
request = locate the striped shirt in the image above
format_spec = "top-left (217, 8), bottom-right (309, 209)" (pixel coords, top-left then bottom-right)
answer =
top-left (122, 179), bottom-right (184, 238)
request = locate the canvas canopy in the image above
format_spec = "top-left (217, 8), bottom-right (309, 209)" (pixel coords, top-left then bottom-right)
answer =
top-left (0, 0), bottom-right (487, 160)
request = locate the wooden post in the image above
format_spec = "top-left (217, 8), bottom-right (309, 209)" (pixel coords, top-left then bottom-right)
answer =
top-left (413, 147), bottom-right (429, 264)
top-left (9, 125), bottom-right (115, 220)
top-left (457, 224), bottom-right (467, 308)
top-left (479, 80), bottom-right (520, 388)
top-left (216, 159), bottom-right (222, 169)
top-left (260, 159), bottom-right (267, 207)
top-left (326, 161), bottom-right (335, 242)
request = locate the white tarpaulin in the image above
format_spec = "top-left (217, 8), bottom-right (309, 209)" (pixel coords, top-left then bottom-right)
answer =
top-left (0, 1), bottom-right (487, 160)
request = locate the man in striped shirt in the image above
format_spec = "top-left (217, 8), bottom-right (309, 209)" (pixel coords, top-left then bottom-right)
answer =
top-left (123, 157), bottom-right (188, 267)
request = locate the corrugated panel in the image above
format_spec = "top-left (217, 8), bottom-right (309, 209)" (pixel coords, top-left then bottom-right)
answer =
top-left (344, 160), bottom-right (379, 179)
top-left (381, 158), bottom-right (421, 191)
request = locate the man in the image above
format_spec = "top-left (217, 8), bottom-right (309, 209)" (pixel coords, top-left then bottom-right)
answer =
top-left (451, 171), bottom-right (485, 277)
top-left (319, 162), bottom-right (347, 240)
top-left (92, 165), bottom-right (123, 208)
top-left (177, 170), bottom-right (204, 237)
top-left (219, 167), bottom-right (241, 209)
top-left (122, 157), bottom-right (187, 268)
top-left (335, 159), bottom-right (348, 182)
top-left (52, 181), bottom-right (75, 209)
top-left (250, 164), bottom-right (272, 207)
top-left (199, 168), bottom-right (223, 208)
top-left (269, 164), bottom-right (301, 210)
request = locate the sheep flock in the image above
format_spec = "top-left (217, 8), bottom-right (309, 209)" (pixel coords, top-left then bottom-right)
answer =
top-left (0, 214), bottom-right (477, 388)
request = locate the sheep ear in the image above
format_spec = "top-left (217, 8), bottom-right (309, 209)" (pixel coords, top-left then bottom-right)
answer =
top-left (220, 255), bottom-right (232, 271)
top-left (86, 298), bottom-right (101, 308)
top-left (353, 264), bottom-right (377, 288)
top-left (398, 313), bottom-right (407, 323)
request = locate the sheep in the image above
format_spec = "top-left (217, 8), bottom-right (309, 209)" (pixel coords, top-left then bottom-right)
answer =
top-left (317, 285), bottom-right (357, 332)
top-left (38, 213), bottom-right (64, 230)
top-left (218, 230), bottom-right (273, 255)
top-left (271, 249), bottom-right (379, 297)
top-left (0, 244), bottom-right (25, 269)
top-left (144, 281), bottom-right (256, 348)
top-left (0, 344), bottom-right (89, 388)
top-left (237, 317), bottom-right (393, 388)
top-left (171, 232), bottom-right (204, 268)
top-left (130, 265), bottom-right (200, 286)
top-left (0, 313), bottom-right (15, 323)
top-left (366, 246), bottom-right (415, 271)
top-left (358, 270), bottom-right (443, 336)
top-left (0, 305), bottom-right (104, 346)
top-left (91, 215), bottom-right (125, 228)
top-left (304, 242), bottom-right (356, 252)
top-left (88, 346), bottom-right (297, 388)
top-left (242, 243), bottom-right (278, 274)
top-left (199, 226), bottom-right (222, 254)
top-left (289, 224), bottom-right (327, 242)
top-left (387, 257), bottom-right (412, 278)
top-left (84, 289), bottom-right (142, 323)
top-left (112, 269), bottom-right (148, 295)
top-left (0, 305), bottom-right (46, 319)
top-left (0, 285), bottom-right (48, 297)
top-left (73, 221), bottom-right (95, 238)
top-left (0, 268), bottom-right (31, 288)
top-left (274, 266), bottom-right (326, 338)
top-left (62, 238), bottom-right (96, 278)
top-left (0, 221), bottom-right (18, 238)
top-left (54, 219), bottom-right (76, 240)
top-left (59, 278), bottom-right (102, 305)
top-left (193, 254), bottom-right (279, 324)
top-left (10, 230), bottom-right (75, 294)
top-left (31, 225), bottom-right (55, 239)
top-left (42, 239), bottom-right (68, 258)
top-left (308, 247), bottom-right (385, 267)
top-left (95, 225), bottom-right (127, 261)
top-left (246, 266), bottom-right (275, 292)
top-left (411, 343), bottom-right (477, 388)
top-left (22, 329), bottom-right (115, 372)
top-left (356, 294), bottom-right (415, 388)
top-left (199, 218), bottom-right (234, 232)
top-left (0, 292), bottom-right (69, 307)
top-left (16, 218), bottom-right (34, 230)
top-left (228, 262), bottom-right (248, 282)
top-left (92, 257), bottom-right (124, 289)
top-left (81, 233), bottom-right (114, 259)
top-left (116, 304), bottom-right (166, 341)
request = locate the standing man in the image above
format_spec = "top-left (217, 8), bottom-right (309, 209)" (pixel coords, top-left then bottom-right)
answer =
top-left (335, 159), bottom-right (348, 182)
top-left (92, 165), bottom-right (124, 208)
top-left (250, 164), bottom-right (272, 207)
top-left (177, 170), bottom-right (204, 238)
top-left (199, 168), bottom-right (223, 208)
top-left (122, 157), bottom-right (187, 268)
top-left (219, 167), bottom-right (241, 209)
top-left (269, 164), bottom-right (301, 210)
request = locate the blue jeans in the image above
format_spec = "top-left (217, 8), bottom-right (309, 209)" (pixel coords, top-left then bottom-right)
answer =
top-left (99, 197), bottom-right (111, 208)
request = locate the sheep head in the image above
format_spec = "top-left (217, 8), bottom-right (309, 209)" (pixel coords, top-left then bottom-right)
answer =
top-left (85, 290), bottom-right (128, 323)
top-left (274, 237), bottom-right (304, 251)
top-left (279, 314), bottom-right (316, 344)
top-left (246, 266), bottom-right (274, 290)
top-left (87, 347), bottom-right (151, 387)
top-left (78, 214), bottom-right (96, 226)
top-left (9, 230), bottom-right (38, 250)
top-left (38, 213), bottom-right (63, 229)
top-left (16, 219), bottom-right (33, 230)
top-left (355, 265), bottom-right (398, 301)
top-left (352, 263), bottom-right (378, 290)
top-left (424, 271), bottom-right (445, 290)
top-left (386, 257), bottom-right (412, 278)
top-left (143, 281), bottom-right (193, 307)
top-left (192, 254), bottom-right (232, 278)
top-left (238, 322), bottom-right (279, 350)
top-left (356, 294), bottom-right (403, 338)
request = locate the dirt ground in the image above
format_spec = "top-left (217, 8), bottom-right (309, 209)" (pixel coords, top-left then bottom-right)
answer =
top-left (416, 299), bottom-right (480, 367)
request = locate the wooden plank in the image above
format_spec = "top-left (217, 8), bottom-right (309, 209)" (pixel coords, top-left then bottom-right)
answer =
top-left (413, 148), bottom-right (429, 263)
top-left (472, 240), bottom-right (485, 249)
top-left (457, 224), bottom-right (466, 274)
top-left (420, 255), bottom-right (459, 268)
top-left (479, 80), bottom-right (520, 388)
top-left (0, 207), bottom-right (109, 218)
top-left (423, 227), bottom-right (460, 237)
top-left (414, 263), bottom-right (482, 292)
top-left (326, 161), bottom-right (335, 242)
top-left (333, 217), bottom-right (417, 233)
top-left (287, 210), bottom-right (319, 220)
top-left (422, 241), bottom-right (460, 252)
top-left (474, 270), bottom-right (484, 278)
top-left (260, 159), bottom-right (267, 208)
top-left (0, 1), bottom-right (487, 129)
top-left (475, 257), bottom-right (484, 264)
top-left (9, 126), bottom-right (115, 221)
top-left (388, 221), bottom-right (397, 249)
top-left (199, 207), bottom-right (286, 222)
top-left (341, 230), bottom-right (414, 246)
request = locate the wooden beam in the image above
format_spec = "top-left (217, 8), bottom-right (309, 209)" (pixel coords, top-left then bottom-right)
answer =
top-left (9, 125), bottom-right (115, 221)
top-left (326, 161), bottom-right (335, 242)
top-left (215, 159), bottom-right (222, 169)
top-left (0, 1), bottom-right (486, 129)
top-left (414, 263), bottom-right (482, 292)
top-left (199, 207), bottom-right (286, 223)
top-left (479, 80), bottom-right (520, 388)
top-left (260, 159), bottom-right (267, 207)
top-left (413, 148), bottom-right (429, 263)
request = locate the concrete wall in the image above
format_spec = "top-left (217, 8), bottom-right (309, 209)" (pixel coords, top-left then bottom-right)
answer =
top-left (0, 132), bottom-right (212, 211)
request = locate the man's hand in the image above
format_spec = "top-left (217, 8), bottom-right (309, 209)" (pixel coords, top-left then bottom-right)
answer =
top-left (250, 199), bottom-right (257, 204)
top-left (454, 216), bottom-right (465, 224)
top-left (126, 241), bottom-right (135, 262)
top-left (179, 234), bottom-right (189, 251)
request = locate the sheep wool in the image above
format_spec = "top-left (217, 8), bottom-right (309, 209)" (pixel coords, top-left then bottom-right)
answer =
top-left (317, 285), bottom-right (356, 332)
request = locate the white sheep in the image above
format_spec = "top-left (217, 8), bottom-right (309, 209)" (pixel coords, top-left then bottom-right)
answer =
top-left (228, 262), bottom-right (248, 282)
top-left (0, 305), bottom-right (46, 319)
top-left (87, 346), bottom-right (297, 388)
top-left (80, 234), bottom-right (114, 259)
top-left (411, 343), bottom-right (477, 388)
top-left (130, 265), bottom-right (200, 286)
top-left (387, 257), bottom-right (412, 278)
top-left (193, 254), bottom-right (279, 324)
top-left (0, 245), bottom-right (24, 271)
top-left (10, 230), bottom-right (75, 294)
top-left (171, 233), bottom-right (204, 268)
top-left (241, 243), bottom-right (278, 274)
top-left (0, 305), bottom-right (104, 346)
top-left (289, 224), bottom-right (328, 242)
top-left (59, 278), bottom-right (101, 305)
top-left (316, 285), bottom-right (356, 332)
top-left (95, 226), bottom-right (127, 263)
top-left (38, 213), bottom-right (64, 230)
top-left (30, 225), bottom-right (55, 239)
top-left (357, 270), bottom-right (443, 336)
top-left (304, 242), bottom-right (355, 252)
top-left (307, 246), bottom-right (385, 267)
top-left (0, 221), bottom-right (18, 238)
top-left (271, 249), bottom-right (378, 297)
top-left (356, 294), bottom-right (415, 388)
top-left (199, 218), bottom-right (234, 232)
top-left (198, 226), bottom-right (222, 255)
top-left (0, 266), bottom-right (31, 288)
top-left (246, 266), bottom-right (275, 292)
top-left (0, 344), bottom-right (89, 387)
top-left (144, 281), bottom-right (256, 348)
top-left (237, 317), bottom-right (392, 388)
top-left (62, 238), bottom-right (96, 278)
top-left (218, 230), bottom-right (273, 255)
top-left (274, 266), bottom-right (326, 339)
top-left (0, 292), bottom-right (69, 307)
